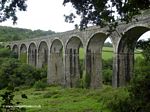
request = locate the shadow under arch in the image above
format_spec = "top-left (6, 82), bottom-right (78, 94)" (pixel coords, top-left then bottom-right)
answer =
top-left (6, 45), bottom-right (11, 49)
top-left (38, 41), bottom-right (48, 68)
top-left (85, 32), bottom-right (108, 89)
top-left (20, 43), bottom-right (27, 63)
top-left (65, 36), bottom-right (84, 88)
top-left (12, 44), bottom-right (19, 58)
top-left (28, 42), bottom-right (37, 67)
top-left (48, 39), bottom-right (64, 86)
top-left (116, 26), bottom-right (150, 87)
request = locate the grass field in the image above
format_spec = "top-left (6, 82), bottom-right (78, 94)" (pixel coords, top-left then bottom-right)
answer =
top-left (0, 86), bottom-right (128, 112)
top-left (79, 47), bottom-right (143, 60)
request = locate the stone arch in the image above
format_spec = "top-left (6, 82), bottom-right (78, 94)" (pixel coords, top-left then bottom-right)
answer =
top-left (28, 42), bottom-right (37, 67)
top-left (12, 44), bottom-right (19, 58)
top-left (116, 25), bottom-right (150, 87)
top-left (48, 39), bottom-right (64, 85)
top-left (20, 44), bottom-right (27, 63)
top-left (6, 45), bottom-right (11, 49)
top-left (65, 36), bottom-right (84, 87)
top-left (86, 32), bottom-right (108, 88)
top-left (38, 41), bottom-right (48, 68)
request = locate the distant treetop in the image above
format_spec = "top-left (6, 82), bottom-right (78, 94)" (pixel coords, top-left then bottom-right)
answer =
top-left (0, 26), bottom-right (55, 42)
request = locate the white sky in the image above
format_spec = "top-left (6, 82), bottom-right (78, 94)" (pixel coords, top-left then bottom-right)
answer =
top-left (0, 0), bottom-right (79, 32)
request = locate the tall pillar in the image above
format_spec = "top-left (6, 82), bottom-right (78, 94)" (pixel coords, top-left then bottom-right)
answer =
top-left (113, 52), bottom-right (134, 87)
top-left (28, 49), bottom-right (37, 67)
top-left (48, 51), bottom-right (64, 86)
top-left (65, 48), bottom-right (80, 88)
top-left (47, 52), bottom-right (52, 84)
top-left (27, 49), bottom-right (29, 64)
top-left (112, 53), bottom-right (118, 87)
top-left (85, 50), bottom-right (102, 89)
top-left (64, 49), bottom-right (71, 87)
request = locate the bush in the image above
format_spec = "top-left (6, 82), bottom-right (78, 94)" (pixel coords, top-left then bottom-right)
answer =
top-left (97, 87), bottom-right (130, 112)
top-left (102, 69), bottom-right (112, 85)
top-left (34, 80), bottom-right (47, 91)
top-left (128, 67), bottom-right (150, 112)
top-left (0, 87), bottom-right (26, 112)
top-left (0, 58), bottom-right (47, 89)
top-left (102, 59), bottom-right (113, 85)
top-left (108, 64), bottom-right (150, 112)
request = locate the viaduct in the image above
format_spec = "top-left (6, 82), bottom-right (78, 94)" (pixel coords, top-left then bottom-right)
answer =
top-left (6, 11), bottom-right (150, 88)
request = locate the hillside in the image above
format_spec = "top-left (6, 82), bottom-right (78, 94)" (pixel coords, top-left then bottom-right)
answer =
top-left (0, 26), bottom-right (55, 42)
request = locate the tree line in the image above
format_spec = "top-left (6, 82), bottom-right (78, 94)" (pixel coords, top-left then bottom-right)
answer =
top-left (0, 26), bottom-right (55, 42)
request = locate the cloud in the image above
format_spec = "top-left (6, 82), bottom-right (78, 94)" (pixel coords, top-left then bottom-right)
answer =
top-left (0, 0), bottom-right (79, 32)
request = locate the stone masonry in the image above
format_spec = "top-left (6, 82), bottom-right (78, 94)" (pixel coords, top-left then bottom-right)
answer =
top-left (6, 11), bottom-right (150, 88)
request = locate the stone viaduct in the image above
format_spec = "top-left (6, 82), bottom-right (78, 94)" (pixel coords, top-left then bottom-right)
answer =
top-left (6, 11), bottom-right (150, 88)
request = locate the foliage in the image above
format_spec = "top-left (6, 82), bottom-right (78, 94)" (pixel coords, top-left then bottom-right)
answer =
top-left (128, 67), bottom-right (150, 112)
top-left (20, 53), bottom-right (27, 63)
top-left (104, 42), bottom-right (113, 47)
top-left (108, 65), bottom-right (150, 112)
top-left (102, 69), bottom-right (112, 85)
top-left (0, 0), bottom-right (27, 24)
top-left (34, 80), bottom-right (48, 91)
top-left (63, 0), bottom-right (150, 30)
top-left (0, 87), bottom-right (26, 112)
top-left (136, 39), bottom-right (150, 64)
top-left (2, 86), bottom-right (118, 112)
top-left (0, 26), bottom-right (55, 42)
top-left (107, 52), bottom-right (150, 112)
top-left (0, 47), bottom-right (12, 58)
top-left (102, 59), bottom-right (113, 85)
top-left (0, 58), bottom-right (47, 89)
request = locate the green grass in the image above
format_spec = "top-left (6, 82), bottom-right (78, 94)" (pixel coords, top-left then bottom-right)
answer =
top-left (0, 87), bottom-right (117, 112)
top-left (0, 86), bottom-right (128, 112)
top-left (79, 47), bottom-right (143, 60)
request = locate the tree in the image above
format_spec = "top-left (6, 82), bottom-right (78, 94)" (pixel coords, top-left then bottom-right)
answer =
top-left (63, 0), bottom-right (150, 29)
top-left (0, 0), bottom-right (27, 24)
top-left (136, 39), bottom-right (150, 64)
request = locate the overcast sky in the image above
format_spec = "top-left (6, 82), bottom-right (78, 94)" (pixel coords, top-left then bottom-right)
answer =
top-left (0, 0), bottom-right (79, 32)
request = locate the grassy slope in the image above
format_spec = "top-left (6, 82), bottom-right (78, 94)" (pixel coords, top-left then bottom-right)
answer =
top-left (79, 47), bottom-right (143, 60)
top-left (0, 86), bottom-right (128, 112)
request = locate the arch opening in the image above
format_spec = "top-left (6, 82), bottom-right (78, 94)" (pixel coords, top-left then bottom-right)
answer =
top-left (20, 44), bottom-right (27, 63)
top-left (6, 45), bottom-right (11, 49)
top-left (116, 26), bottom-right (150, 86)
top-left (65, 37), bottom-right (84, 88)
top-left (38, 41), bottom-right (48, 68)
top-left (48, 39), bottom-right (64, 85)
top-left (102, 37), bottom-right (114, 86)
top-left (86, 32), bottom-right (108, 88)
top-left (12, 44), bottom-right (19, 58)
top-left (28, 43), bottom-right (37, 67)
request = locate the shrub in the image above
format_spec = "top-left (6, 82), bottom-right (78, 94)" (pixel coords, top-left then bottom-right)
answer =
top-left (102, 59), bottom-right (113, 85)
top-left (102, 69), bottom-right (112, 85)
top-left (0, 58), bottom-right (47, 89)
top-left (34, 80), bottom-right (47, 91)
top-left (0, 87), bottom-right (26, 112)
top-left (98, 87), bottom-right (130, 112)
top-left (128, 67), bottom-right (150, 112)
top-left (107, 64), bottom-right (150, 112)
